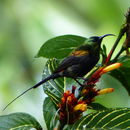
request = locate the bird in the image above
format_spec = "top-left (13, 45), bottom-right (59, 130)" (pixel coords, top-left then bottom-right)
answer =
top-left (3, 34), bottom-right (114, 110)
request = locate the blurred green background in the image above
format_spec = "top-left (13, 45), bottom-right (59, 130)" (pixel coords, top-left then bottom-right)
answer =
top-left (0, 0), bottom-right (130, 128)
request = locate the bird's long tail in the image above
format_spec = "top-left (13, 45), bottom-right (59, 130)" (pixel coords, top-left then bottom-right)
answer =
top-left (3, 73), bottom-right (60, 111)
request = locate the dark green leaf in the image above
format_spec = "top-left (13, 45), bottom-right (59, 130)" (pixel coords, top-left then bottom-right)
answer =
top-left (110, 56), bottom-right (130, 95)
top-left (63, 124), bottom-right (73, 130)
top-left (0, 113), bottom-right (42, 130)
top-left (71, 108), bottom-right (130, 129)
top-left (36, 35), bottom-right (87, 59)
top-left (42, 59), bottom-right (63, 105)
top-left (117, 55), bottom-right (130, 67)
top-left (42, 58), bottom-right (78, 105)
top-left (43, 97), bottom-right (59, 130)
top-left (90, 103), bottom-right (108, 110)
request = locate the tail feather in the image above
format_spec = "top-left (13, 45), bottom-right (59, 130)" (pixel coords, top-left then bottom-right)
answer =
top-left (3, 73), bottom-right (60, 111)
top-left (32, 73), bottom-right (60, 88)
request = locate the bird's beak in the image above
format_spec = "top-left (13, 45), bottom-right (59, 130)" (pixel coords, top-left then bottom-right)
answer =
top-left (99, 34), bottom-right (115, 40)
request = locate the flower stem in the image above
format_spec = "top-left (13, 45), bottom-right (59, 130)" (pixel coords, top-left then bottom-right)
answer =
top-left (105, 26), bottom-right (127, 65)
top-left (112, 47), bottom-right (126, 62)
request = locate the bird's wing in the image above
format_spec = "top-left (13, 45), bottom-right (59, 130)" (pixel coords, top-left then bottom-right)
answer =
top-left (71, 50), bottom-right (89, 56)
top-left (54, 50), bottom-right (89, 73)
top-left (54, 56), bottom-right (80, 73)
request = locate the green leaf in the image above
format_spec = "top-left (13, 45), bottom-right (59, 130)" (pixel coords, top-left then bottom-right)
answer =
top-left (42, 58), bottom-right (78, 105)
top-left (36, 35), bottom-right (87, 59)
top-left (71, 108), bottom-right (130, 129)
top-left (110, 56), bottom-right (130, 95)
top-left (42, 58), bottom-right (63, 105)
top-left (0, 112), bottom-right (42, 130)
top-left (90, 103), bottom-right (108, 111)
top-left (43, 97), bottom-right (59, 130)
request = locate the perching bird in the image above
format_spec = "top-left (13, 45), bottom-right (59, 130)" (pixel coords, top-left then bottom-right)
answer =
top-left (3, 34), bottom-right (113, 110)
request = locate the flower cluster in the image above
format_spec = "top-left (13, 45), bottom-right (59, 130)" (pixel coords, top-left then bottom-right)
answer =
top-left (58, 86), bottom-right (114, 125)
top-left (86, 63), bottom-right (122, 85)
top-left (58, 63), bottom-right (121, 125)
top-left (58, 86), bottom-right (87, 125)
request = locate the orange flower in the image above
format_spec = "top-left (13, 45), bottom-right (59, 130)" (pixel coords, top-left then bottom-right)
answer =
top-left (87, 63), bottom-right (122, 85)
top-left (99, 63), bottom-right (122, 75)
top-left (97, 88), bottom-right (114, 95)
top-left (74, 103), bottom-right (87, 112)
top-left (58, 90), bottom-right (87, 124)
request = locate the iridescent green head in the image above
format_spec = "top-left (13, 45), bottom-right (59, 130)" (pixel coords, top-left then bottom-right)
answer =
top-left (87, 34), bottom-right (114, 47)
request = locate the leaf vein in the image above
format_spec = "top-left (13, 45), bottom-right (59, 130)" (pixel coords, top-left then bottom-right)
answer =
top-left (51, 60), bottom-right (63, 90)
top-left (102, 110), bottom-right (130, 128)
top-left (10, 124), bottom-right (34, 130)
top-left (85, 111), bottom-right (103, 127)
top-left (113, 119), bottom-right (130, 128)
top-left (77, 113), bottom-right (94, 129)
top-left (93, 108), bottom-right (127, 128)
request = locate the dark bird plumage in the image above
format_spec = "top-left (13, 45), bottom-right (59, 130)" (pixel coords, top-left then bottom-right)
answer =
top-left (3, 34), bottom-right (114, 110)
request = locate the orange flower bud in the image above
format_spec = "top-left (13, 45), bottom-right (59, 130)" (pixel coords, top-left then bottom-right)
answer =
top-left (100, 63), bottom-right (122, 75)
top-left (61, 97), bottom-right (66, 103)
top-left (97, 88), bottom-right (114, 95)
top-left (67, 96), bottom-right (72, 104)
top-left (63, 90), bottom-right (70, 97)
top-left (82, 89), bottom-right (89, 95)
top-left (74, 103), bottom-right (87, 112)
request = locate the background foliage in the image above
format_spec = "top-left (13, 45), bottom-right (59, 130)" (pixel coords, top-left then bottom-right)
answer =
top-left (0, 0), bottom-right (130, 129)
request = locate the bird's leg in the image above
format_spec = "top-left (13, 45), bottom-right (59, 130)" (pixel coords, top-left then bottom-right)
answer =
top-left (74, 78), bottom-right (84, 99)
top-left (76, 77), bottom-right (89, 84)
top-left (74, 78), bottom-right (84, 87)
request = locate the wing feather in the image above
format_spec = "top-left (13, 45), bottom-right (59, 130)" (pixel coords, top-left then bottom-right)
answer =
top-left (54, 56), bottom-right (80, 73)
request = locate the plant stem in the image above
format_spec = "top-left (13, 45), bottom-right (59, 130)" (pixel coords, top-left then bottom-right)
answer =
top-left (112, 47), bottom-right (126, 62)
top-left (105, 26), bottom-right (127, 65)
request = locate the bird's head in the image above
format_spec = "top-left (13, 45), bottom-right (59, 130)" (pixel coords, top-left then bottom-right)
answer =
top-left (88, 34), bottom-right (115, 47)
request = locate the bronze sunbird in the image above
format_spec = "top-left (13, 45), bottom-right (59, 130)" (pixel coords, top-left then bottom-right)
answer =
top-left (3, 34), bottom-right (114, 110)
